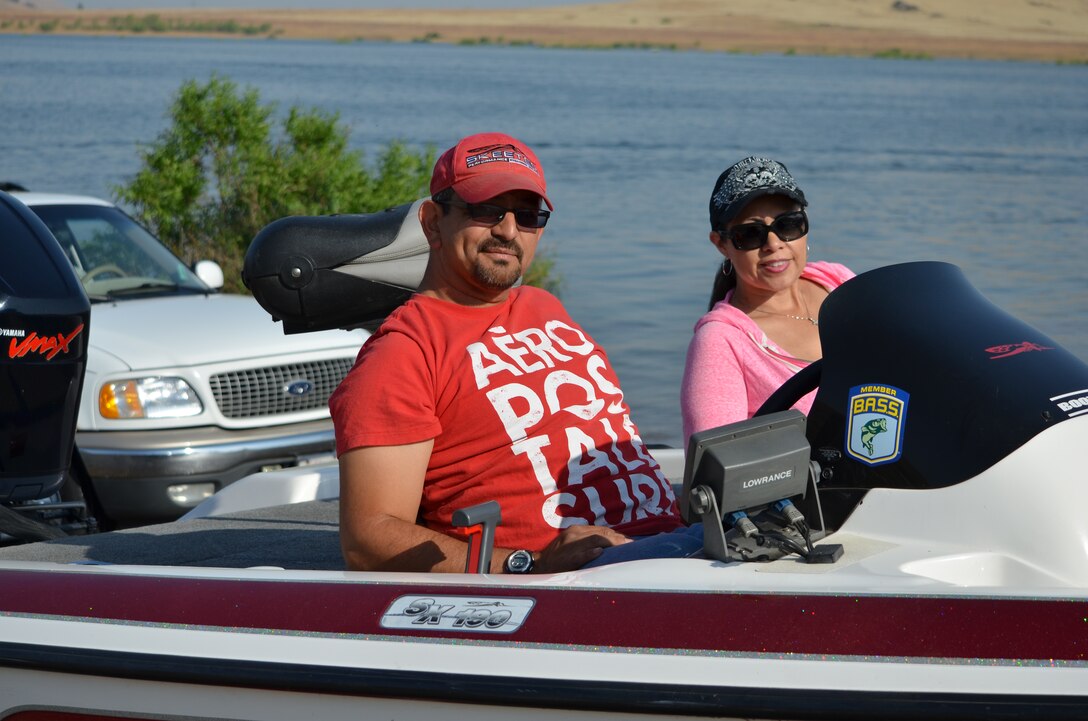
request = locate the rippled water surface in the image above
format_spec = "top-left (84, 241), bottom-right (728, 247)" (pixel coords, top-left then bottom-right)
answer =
top-left (2, 35), bottom-right (1085, 444)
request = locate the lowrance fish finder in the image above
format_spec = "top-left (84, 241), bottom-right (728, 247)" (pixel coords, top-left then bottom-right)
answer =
top-left (681, 410), bottom-right (841, 564)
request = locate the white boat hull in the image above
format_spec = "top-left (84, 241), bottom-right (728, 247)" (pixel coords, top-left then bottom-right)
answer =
top-left (4, 415), bottom-right (1088, 721)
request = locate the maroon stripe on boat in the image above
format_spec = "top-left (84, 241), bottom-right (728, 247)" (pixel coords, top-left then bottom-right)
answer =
top-left (1, 569), bottom-right (1084, 662)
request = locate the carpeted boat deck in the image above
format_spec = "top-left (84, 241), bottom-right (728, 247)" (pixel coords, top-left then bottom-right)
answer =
top-left (0, 500), bottom-right (344, 570)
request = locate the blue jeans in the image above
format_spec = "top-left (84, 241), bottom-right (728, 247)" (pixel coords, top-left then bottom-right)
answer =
top-left (580, 524), bottom-right (705, 569)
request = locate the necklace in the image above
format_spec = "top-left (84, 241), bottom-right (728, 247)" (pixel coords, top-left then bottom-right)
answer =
top-left (751, 308), bottom-right (818, 326)
top-left (749, 292), bottom-right (818, 325)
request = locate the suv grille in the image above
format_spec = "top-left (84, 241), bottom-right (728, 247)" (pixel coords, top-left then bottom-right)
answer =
top-left (209, 358), bottom-right (355, 419)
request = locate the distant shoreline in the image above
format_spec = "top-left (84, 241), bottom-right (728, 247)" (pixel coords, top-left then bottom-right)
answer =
top-left (2, 1), bottom-right (1087, 63)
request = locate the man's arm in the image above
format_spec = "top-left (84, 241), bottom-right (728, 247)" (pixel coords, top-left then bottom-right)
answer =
top-left (338, 443), bottom-right (631, 573)
top-left (339, 441), bottom-right (467, 573)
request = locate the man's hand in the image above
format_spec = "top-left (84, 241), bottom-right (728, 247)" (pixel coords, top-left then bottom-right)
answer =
top-left (533, 525), bottom-right (631, 574)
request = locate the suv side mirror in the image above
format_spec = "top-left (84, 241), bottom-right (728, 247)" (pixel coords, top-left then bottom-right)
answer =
top-left (193, 260), bottom-right (224, 290)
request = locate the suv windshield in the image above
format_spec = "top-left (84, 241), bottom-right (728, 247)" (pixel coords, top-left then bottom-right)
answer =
top-left (27, 204), bottom-right (209, 300)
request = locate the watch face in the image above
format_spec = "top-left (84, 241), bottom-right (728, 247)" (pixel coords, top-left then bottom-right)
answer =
top-left (506, 550), bottom-right (533, 573)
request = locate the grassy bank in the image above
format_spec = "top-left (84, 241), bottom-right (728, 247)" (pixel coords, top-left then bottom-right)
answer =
top-left (2, 0), bottom-right (1087, 63)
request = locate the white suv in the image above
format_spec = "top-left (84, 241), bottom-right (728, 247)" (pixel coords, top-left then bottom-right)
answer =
top-left (13, 192), bottom-right (366, 525)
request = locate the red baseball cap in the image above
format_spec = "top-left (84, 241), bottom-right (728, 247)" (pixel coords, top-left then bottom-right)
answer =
top-left (430, 132), bottom-right (553, 210)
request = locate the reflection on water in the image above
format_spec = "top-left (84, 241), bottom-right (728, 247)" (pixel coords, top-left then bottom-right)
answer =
top-left (1, 35), bottom-right (1084, 444)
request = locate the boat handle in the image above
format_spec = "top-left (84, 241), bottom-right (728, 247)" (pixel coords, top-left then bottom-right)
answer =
top-left (452, 500), bottom-right (502, 574)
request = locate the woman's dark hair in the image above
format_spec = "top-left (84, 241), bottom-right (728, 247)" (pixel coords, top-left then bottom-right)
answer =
top-left (708, 259), bottom-right (735, 311)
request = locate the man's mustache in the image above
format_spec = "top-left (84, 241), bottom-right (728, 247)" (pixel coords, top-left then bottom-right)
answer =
top-left (478, 240), bottom-right (522, 260)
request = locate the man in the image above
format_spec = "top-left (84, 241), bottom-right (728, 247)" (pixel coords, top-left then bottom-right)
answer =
top-left (331, 132), bottom-right (697, 574)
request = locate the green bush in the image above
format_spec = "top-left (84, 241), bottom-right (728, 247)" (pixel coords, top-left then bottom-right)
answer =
top-left (116, 74), bottom-right (561, 296)
top-left (523, 252), bottom-right (561, 296)
top-left (114, 75), bottom-right (435, 293)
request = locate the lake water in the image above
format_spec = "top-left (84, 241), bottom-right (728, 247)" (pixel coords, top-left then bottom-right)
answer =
top-left (2, 34), bottom-right (1085, 445)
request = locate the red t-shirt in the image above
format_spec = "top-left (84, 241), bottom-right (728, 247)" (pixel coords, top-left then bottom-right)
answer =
top-left (330, 286), bottom-right (682, 551)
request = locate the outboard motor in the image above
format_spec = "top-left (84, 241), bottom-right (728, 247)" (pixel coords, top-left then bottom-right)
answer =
top-left (0, 191), bottom-right (93, 543)
top-left (243, 200), bottom-right (429, 334)
top-left (760, 261), bottom-right (1088, 530)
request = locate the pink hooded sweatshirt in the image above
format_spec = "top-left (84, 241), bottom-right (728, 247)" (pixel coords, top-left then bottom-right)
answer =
top-left (681, 261), bottom-right (855, 443)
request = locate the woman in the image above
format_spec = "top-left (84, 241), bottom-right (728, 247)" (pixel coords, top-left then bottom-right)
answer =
top-left (681, 157), bottom-right (853, 442)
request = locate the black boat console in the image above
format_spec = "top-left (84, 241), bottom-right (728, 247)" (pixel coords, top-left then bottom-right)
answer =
top-left (759, 261), bottom-right (1088, 530)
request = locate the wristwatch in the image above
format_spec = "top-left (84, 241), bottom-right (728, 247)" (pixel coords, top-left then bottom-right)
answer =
top-left (503, 549), bottom-right (535, 574)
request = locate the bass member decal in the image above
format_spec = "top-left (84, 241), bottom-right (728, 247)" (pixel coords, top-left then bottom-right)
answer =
top-left (846, 384), bottom-right (910, 466)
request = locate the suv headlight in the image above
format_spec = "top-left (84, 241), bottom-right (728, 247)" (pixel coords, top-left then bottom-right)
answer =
top-left (99, 377), bottom-right (203, 419)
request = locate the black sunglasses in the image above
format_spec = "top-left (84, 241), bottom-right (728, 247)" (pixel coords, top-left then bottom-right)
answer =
top-left (725, 210), bottom-right (809, 251)
top-left (438, 198), bottom-right (551, 229)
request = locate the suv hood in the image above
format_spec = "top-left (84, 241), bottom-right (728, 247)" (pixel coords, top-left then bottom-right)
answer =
top-left (88, 293), bottom-right (365, 370)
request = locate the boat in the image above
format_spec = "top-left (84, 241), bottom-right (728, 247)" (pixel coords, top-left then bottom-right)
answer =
top-left (1, 198), bottom-right (1087, 720)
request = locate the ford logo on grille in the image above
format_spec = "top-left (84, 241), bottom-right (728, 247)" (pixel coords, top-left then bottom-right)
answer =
top-left (284, 380), bottom-right (314, 398)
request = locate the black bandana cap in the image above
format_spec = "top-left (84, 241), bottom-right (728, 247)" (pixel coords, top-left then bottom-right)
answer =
top-left (709, 156), bottom-right (807, 230)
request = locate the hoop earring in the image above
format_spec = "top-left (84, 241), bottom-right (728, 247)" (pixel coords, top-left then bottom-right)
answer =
top-left (721, 260), bottom-right (734, 277)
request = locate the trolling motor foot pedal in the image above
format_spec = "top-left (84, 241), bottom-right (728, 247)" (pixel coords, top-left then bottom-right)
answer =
top-left (806, 544), bottom-right (844, 564)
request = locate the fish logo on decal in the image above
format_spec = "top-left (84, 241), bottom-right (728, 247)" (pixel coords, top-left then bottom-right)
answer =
top-left (846, 384), bottom-right (909, 466)
top-left (859, 418), bottom-right (887, 456)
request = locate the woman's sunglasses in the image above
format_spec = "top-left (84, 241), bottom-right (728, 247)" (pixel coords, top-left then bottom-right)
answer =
top-left (725, 210), bottom-right (808, 251)
top-left (438, 198), bottom-right (551, 229)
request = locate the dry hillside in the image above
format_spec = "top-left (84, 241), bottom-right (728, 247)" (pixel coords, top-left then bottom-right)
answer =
top-left (2, 0), bottom-right (1086, 61)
